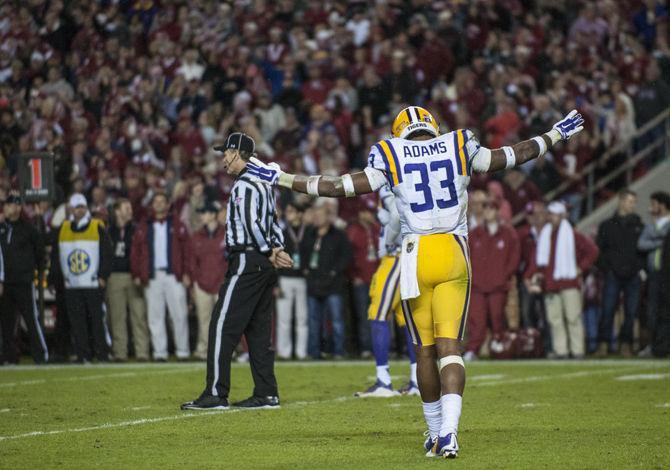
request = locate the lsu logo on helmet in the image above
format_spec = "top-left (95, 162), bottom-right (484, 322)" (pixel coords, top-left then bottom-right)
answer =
top-left (392, 106), bottom-right (440, 139)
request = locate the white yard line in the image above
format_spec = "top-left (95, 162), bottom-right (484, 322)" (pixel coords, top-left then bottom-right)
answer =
top-left (615, 373), bottom-right (670, 381)
top-left (471, 365), bottom-right (666, 387)
top-left (0, 368), bottom-right (202, 388)
top-left (469, 374), bottom-right (506, 381)
top-left (0, 379), bottom-right (46, 388)
top-left (0, 396), bottom-right (356, 442)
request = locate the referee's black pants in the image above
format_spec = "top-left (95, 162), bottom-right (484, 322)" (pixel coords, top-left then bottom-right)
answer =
top-left (64, 288), bottom-right (110, 362)
top-left (0, 282), bottom-right (49, 364)
top-left (205, 251), bottom-right (278, 398)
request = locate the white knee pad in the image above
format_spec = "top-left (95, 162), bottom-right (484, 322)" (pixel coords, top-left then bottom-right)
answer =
top-left (439, 355), bottom-right (464, 372)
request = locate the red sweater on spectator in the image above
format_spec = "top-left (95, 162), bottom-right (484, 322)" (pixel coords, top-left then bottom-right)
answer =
top-left (469, 223), bottom-right (520, 293)
top-left (484, 110), bottom-right (521, 148)
top-left (339, 192), bottom-right (378, 224)
top-left (130, 216), bottom-right (188, 283)
top-left (187, 225), bottom-right (227, 294)
top-left (174, 126), bottom-right (206, 158)
top-left (301, 79), bottom-right (333, 104)
top-left (502, 179), bottom-right (543, 215)
top-left (525, 228), bottom-right (599, 293)
top-left (346, 221), bottom-right (381, 285)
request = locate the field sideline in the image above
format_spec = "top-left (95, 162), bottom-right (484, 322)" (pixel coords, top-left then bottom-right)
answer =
top-left (1, 360), bottom-right (669, 469)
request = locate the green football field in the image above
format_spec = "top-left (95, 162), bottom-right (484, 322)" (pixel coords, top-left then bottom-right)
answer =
top-left (1, 359), bottom-right (669, 469)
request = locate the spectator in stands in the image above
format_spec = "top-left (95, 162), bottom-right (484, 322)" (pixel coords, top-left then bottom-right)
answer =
top-left (633, 1), bottom-right (669, 50)
top-left (255, 90), bottom-right (286, 144)
top-left (501, 170), bottom-right (543, 216)
top-left (187, 200), bottom-right (227, 361)
top-left (465, 199), bottom-right (520, 360)
top-left (529, 154), bottom-right (562, 195)
top-left (484, 96), bottom-right (521, 149)
top-left (595, 189), bottom-right (644, 358)
top-left (131, 192), bottom-right (190, 361)
top-left (637, 191), bottom-right (670, 357)
top-left (634, 60), bottom-right (670, 161)
top-left (107, 198), bottom-right (149, 362)
top-left (276, 202), bottom-right (308, 360)
top-left (179, 176), bottom-right (207, 234)
top-left (529, 202), bottom-right (599, 359)
top-left (346, 204), bottom-right (380, 358)
top-left (569, 3), bottom-right (609, 48)
top-left (602, 93), bottom-right (637, 149)
top-left (51, 194), bottom-right (112, 363)
top-left (304, 203), bottom-right (351, 359)
top-left (486, 181), bottom-right (513, 224)
top-left (467, 190), bottom-right (487, 229)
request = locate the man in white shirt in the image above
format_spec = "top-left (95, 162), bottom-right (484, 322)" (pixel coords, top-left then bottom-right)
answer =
top-left (131, 193), bottom-right (190, 361)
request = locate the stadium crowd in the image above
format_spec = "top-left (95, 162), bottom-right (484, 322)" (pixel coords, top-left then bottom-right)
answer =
top-left (1, 0), bottom-right (670, 363)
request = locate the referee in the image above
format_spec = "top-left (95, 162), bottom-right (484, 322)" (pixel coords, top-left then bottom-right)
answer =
top-left (182, 132), bottom-right (292, 411)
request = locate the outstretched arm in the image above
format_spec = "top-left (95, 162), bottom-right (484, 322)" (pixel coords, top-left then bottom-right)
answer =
top-left (472, 110), bottom-right (585, 173)
top-left (244, 110), bottom-right (584, 195)
top-left (279, 171), bottom-right (375, 197)
top-left (245, 157), bottom-right (379, 197)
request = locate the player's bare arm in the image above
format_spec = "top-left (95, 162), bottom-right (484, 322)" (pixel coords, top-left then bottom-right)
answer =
top-left (279, 172), bottom-right (374, 197)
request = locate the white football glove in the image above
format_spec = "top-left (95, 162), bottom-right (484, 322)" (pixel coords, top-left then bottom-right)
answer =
top-left (551, 109), bottom-right (585, 141)
top-left (246, 157), bottom-right (283, 185)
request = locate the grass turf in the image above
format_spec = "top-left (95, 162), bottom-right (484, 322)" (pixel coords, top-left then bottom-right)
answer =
top-left (1, 359), bottom-right (669, 469)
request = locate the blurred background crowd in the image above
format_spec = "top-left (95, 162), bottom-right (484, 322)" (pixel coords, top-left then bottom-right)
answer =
top-left (1, 0), bottom-right (670, 364)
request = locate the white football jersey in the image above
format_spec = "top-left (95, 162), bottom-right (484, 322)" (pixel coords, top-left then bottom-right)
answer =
top-left (366, 130), bottom-right (480, 237)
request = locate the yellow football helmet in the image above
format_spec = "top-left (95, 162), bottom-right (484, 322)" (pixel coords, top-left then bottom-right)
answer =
top-left (391, 106), bottom-right (440, 139)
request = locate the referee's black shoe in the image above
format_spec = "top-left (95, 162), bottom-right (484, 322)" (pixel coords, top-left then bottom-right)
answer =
top-left (231, 395), bottom-right (280, 409)
top-left (181, 393), bottom-right (229, 411)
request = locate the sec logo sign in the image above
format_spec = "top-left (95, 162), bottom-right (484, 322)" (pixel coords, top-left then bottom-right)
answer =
top-left (68, 249), bottom-right (91, 275)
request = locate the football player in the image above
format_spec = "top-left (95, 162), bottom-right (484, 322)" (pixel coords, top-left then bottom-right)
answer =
top-left (355, 185), bottom-right (419, 397)
top-left (248, 106), bottom-right (584, 458)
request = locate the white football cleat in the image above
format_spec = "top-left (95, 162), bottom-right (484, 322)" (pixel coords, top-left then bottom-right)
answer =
top-left (399, 381), bottom-right (421, 396)
top-left (354, 380), bottom-right (400, 397)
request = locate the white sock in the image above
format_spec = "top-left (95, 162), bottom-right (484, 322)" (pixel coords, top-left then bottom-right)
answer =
top-left (410, 362), bottom-right (417, 385)
top-left (422, 400), bottom-right (442, 439)
top-left (439, 394), bottom-right (462, 437)
top-left (376, 365), bottom-right (391, 386)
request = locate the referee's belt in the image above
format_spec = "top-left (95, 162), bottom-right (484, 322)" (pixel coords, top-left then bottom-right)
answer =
top-left (227, 246), bottom-right (270, 257)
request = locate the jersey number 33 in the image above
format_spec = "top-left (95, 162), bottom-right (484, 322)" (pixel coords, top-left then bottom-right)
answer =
top-left (404, 159), bottom-right (458, 213)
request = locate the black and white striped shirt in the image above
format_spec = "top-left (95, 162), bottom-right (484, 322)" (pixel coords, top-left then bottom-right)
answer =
top-left (226, 171), bottom-right (284, 254)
